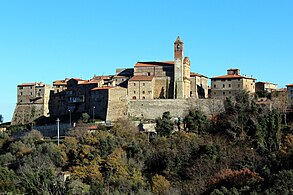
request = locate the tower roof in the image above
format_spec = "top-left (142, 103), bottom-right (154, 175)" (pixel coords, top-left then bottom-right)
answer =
top-left (174, 36), bottom-right (183, 43)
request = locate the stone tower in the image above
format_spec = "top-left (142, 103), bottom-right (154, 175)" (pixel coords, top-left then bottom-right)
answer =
top-left (174, 36), bottom-right (184, 99)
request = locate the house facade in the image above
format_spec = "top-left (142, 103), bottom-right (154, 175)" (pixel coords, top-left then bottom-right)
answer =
top-left (211, 68), bottom-right (256, 98)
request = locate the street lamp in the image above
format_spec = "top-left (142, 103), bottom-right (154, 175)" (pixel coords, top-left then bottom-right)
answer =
top-left (93, 106), bottom-right (95, 122)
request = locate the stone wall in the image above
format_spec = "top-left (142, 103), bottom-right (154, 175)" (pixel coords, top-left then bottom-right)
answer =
top-left (106, 87), bottom-right (128, 121)
top-left (127, 98), bottom-right (224, 120)
top-left (11, 104), bottom-right (44, 125)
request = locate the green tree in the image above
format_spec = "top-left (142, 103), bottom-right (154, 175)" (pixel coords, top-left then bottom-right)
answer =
top-left (0, 167), bottom-right (16, 193)
top-left (184, 109), bottom-right (210, 133)
top-left (155, 111), bottom-right (173, 137)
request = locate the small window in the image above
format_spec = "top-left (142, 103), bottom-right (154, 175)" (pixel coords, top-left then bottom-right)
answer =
top-left (20, 92), bottom-right (23, 95)
top-left (30, 92), bottom-right (33, 95)
top-left (228, 84), bottom-right (231, 87)
top-left (39, 89), bottom-right (42, 91)
top-left (134, 83), bottom-right (136, 86)
top-left (148, 72), bottom-right (151, 76)
top-left (142, 83), bottom-right (145, 86)
top-left (229, 91), bottom-right (231, 94)
top-left (142, 91), bottom-right (145, 94)
top-left (214, 84), bottom-right (216, 88)
top-left (134, 91), bottom-right (136, 94)
top-left (142, 96), bottom-right (145, 99)
top-left (223, 92), bottom-right (225, 95)
top-left (223, 84), bottom-right (225, 88)
top-left (132, 96), bottom-right (136, 99)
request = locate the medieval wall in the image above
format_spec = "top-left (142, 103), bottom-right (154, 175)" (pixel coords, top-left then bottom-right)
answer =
top-left (153, 77), bottom-right (172, 99)
top-left (11, 104), bottom-right (44, 125)
top-left (127, 98), bottom-right (224, 120)
top-left (106, 87), bottom-right (128, 121)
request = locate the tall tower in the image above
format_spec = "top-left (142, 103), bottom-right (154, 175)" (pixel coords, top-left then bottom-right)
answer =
top-left (174, 36), bottom-right (184, 99)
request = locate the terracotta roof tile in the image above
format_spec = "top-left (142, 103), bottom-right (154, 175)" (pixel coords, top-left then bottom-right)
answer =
top-left (190, 72), bottom-right (208, 78)
top-left (287, 84), bottom-right (293, 87)
top-left (129, 75), bottom-right (154, 81)
top-left (135, 61), bottom-right (174, 67)
top-left (91, 86), bottom-right (113, 91)
top-left (18, 83), bottom-right (35, 87)
top-left (212, 74), bottom-right (256, 80)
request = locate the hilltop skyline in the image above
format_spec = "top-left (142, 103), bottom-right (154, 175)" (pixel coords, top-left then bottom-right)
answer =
top-left (1, 0), bottom-right (293, 122)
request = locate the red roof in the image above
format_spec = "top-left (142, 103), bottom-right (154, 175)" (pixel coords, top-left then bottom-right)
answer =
top-left (212, 74), bottom-right (256, 80)
top-left (91, 86), bottom-right (113, 91)
top-left (135, 61), bottom-right (174, 67)
top-left (18, 83), bottom-right (35, 87)
top-left (287, 84), bottom-right (293, 87)
top-left (129, 75), bottom-right (154, 81)
top-left (190, 72), bottom-right (208, 78)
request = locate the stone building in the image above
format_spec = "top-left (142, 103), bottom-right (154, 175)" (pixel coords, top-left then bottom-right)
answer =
top-left (12, 82), bottom-right (51, 125)
top-left (287, 84), bottom-right (293, 107)
top-left (128, 36), bottom-right (193, 100)
top-left (211, 68), bottom-right (256, 98)
top-left (255, 82), bottom-right (277, 93)
top-left (91, 86), bottom-right (128, 121)
top-left (190, 73), bottom-right (209, 98)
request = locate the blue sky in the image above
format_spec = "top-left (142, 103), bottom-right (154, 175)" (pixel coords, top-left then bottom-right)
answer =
top-left (0, 0), bottom-right (292, 122)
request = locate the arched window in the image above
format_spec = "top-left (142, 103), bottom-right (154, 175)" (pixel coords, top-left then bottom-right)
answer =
top-left (142, 96), bottom-right (146, 99)
top-left (177, 44), bottom-right (180, 51)
top-left (132, 96), bottom-right (136, 99)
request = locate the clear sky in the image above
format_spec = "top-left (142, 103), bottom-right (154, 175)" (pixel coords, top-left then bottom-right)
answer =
top-left (0, 0), bottom-right (292, 122)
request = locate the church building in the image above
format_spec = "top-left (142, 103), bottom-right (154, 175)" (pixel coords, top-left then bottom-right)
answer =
top-left (128, 36), bottom-right (192, 100)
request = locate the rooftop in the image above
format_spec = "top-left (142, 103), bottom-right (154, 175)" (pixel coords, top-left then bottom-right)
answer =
top-left (135, 61), bottom-right (174, 67)
top-left (129, 75), bottom-right (154, 81)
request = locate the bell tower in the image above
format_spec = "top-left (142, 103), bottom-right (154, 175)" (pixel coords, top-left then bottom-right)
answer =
top-left (174, 36), bottom-right (184, 99)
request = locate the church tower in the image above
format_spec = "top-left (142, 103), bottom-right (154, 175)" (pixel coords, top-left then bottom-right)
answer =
top-left (174, 36), bottom-right (184, 99)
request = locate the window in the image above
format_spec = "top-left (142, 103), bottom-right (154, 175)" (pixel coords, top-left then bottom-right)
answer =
top-left (142, 91), bottom-right (145, 94)
top-left (142, 96), bottom-right (145, 99)
top-left (238, 84), bottom-right (240, 88)
top-left (214, 84), bottom-right (216, 88)
top-left (223, 84), bottom-right (225, 88)
top-left (228, 84), bottom-right (231, 87)
top-left (229, 91), bottom-right (231, 94)
top-left (148, 72), bottom-right (151, 76)
top-left (19, 86), bottom-right (23, 90)
top-left (134, 83), bottom-right (136, 86)
top-left (132, 96), bottom-right (136, 99)
top-left (223, 92), bottom-right (226, 95)
top-left (142, 83), bottom-right (145, 86)
top-left (134, 91), bottom-right (136, 94)
top-left (30, 92), bottom-right (33, 95)
top-left (20, 92), bottom-right (23, 95)
top-left (39, 89), bottom-right (42, 91)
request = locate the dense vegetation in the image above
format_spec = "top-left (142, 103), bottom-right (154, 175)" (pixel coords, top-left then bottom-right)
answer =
top-left (1, 92), bottom-right (293, 194)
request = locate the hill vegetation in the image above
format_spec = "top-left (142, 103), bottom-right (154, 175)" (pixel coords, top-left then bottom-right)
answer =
top-left (0, 92), bottom-right (293, 194)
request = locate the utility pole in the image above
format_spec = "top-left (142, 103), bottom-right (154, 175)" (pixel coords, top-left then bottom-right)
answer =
top-left (56, 118), bottom-right (60, 146)
top-left (93, 106), bottom-right (95, 122)
top-left (69, 110), bottom-right (71, 127)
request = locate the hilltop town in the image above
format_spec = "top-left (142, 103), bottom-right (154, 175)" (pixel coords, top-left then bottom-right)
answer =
top-left (11, 36), bottom-right (293, 126)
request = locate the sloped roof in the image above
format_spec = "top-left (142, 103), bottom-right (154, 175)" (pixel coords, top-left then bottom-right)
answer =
top-left (91, 86), bottom-right (113, 91)
top-left (211, 74), bottom-right (256, 80)
top-left (129, 75), bottom-right (154, 81)
top-left (286, 84), bottom-right (293, 87)
top-left (135, 61), bottom-right (174, 67)
top-left (190, 72), bottom-right (208, 78)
